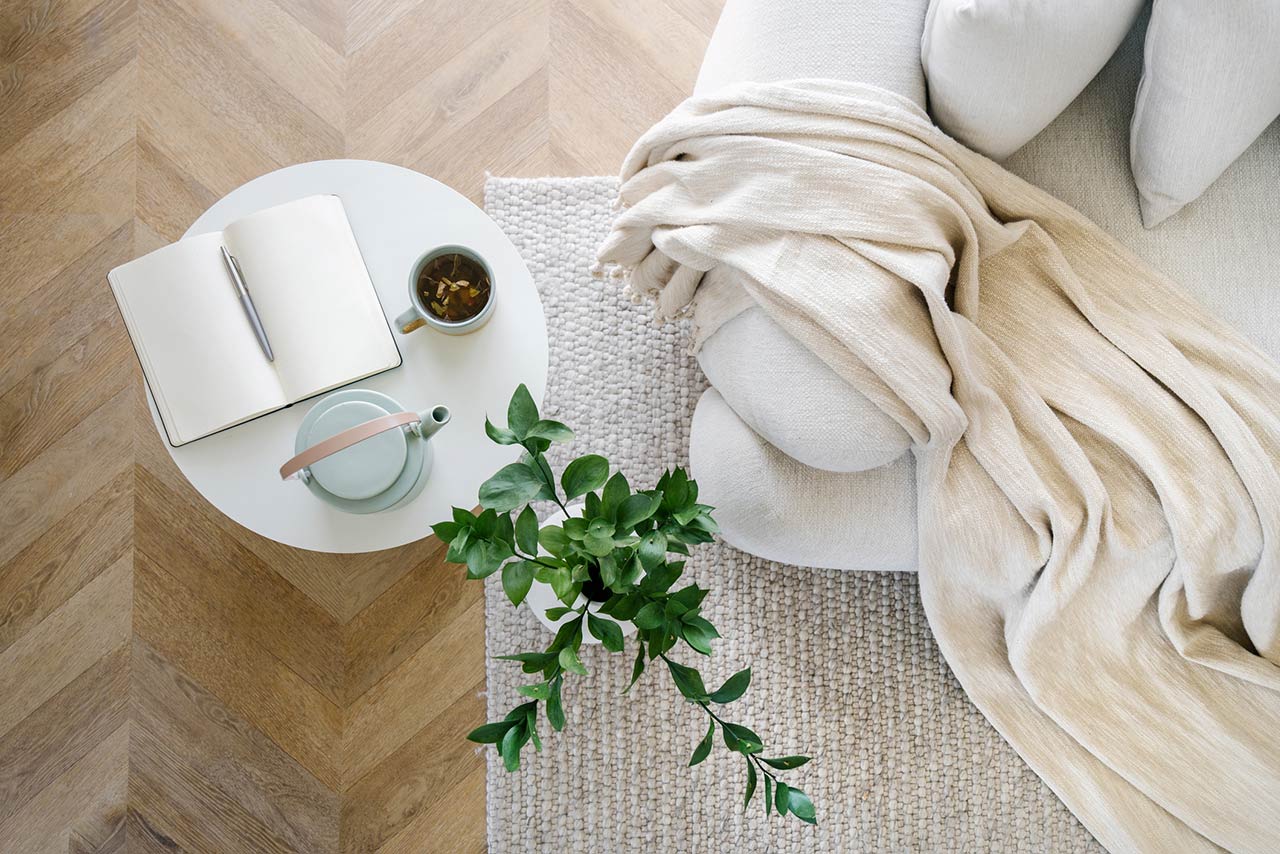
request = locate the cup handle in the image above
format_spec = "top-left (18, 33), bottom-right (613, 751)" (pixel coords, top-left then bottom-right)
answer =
top-left (395, 307), bottom-right (425, 334)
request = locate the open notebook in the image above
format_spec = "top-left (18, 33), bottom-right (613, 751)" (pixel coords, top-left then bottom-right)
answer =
top-left (109, 195), bottom-right (401, 446)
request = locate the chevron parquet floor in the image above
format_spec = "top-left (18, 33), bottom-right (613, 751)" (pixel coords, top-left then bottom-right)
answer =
top-left (0, 1), bottom-right (721, 850)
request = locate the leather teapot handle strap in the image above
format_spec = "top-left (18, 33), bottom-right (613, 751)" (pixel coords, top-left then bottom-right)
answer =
top-left (280, 411), bottom-right (421, 481)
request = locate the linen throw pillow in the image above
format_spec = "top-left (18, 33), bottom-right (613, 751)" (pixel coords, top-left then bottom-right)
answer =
top-left (1131, 0), bottom-right (1280, 227)
top-left (921, 0), bottom-right (1143, 160)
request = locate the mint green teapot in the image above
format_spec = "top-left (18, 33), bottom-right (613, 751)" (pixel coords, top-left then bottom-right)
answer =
top-left (280, 389), bottom-right (449, 514)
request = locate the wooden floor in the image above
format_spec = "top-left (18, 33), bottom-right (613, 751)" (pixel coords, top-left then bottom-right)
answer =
top-left (0, 0), bottom-right (721, 850)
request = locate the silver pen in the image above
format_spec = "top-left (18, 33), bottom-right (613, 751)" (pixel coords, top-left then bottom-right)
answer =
top-left (220, 245), bottom-right (274, 362)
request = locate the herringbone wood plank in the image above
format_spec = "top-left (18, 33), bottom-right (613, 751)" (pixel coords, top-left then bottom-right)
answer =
top-left (0, 0), bottom-right (721, 850)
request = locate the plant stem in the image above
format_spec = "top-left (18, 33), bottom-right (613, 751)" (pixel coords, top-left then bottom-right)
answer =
top-left (661, 663), bottom-right (781, 785)
top-left (512, 547), bottom-right (560, 570)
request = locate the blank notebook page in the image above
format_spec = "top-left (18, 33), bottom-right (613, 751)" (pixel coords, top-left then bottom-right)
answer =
top-left (223, 195), bottom-right (400, 402)
top-left (112, 231), bottom-right (286, 443)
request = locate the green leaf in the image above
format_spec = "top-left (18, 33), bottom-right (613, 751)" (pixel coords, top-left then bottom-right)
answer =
top-left (633, 602), bottom-right (664, 630)
top-left (528, 714), bottom-right (542, 752)
top-left (478, 463), bottom-right (544, 512)
top-left (503, 701), bottom-right (538, 722)
top-left (499, 721), bottom-right (525, 772)
top-left (452, 506), bottom-right (476, 526)
top-left (664, 658), bottom-right (707, 700)
top-left (638, 531), bottom-right (667, 570)
top-left (689, 718), bottom-right (715, 766)
top-left (484, 417), bottom-right (519, 445)
top-left (535, 565), bottom-right (574, 603)
top-left (670, 584), bottom-right (708, 612)
top-left (624, 642), bottom-right (646, 693)
top-left (547, 676), bottom-right (565, 730)
top-left (708, 668), bottom-right (751, 704)
top-left (606, 592), bottom-right (643, 621)
top-left (583, 491), bottom-right (602, 518)
top-left (502, 560), bottom-right (535, 607)
top-left (543, 606), bottom-right (573, 621)
top-left (494, 652), bottom-right (554, 663)
top-left (526, 419), bottom-right (573, 443)
top-left (558, 645), bottom-right (588, 676)
top-left (597, 554), bottom-right (620, 589)
top-left (495, 652), bottom-right (557, 673)
top-left (787, 788), bottom-right (816, 824)
top-left (587, 613), bottom-right (624, 652)
top-left (430, 520), bottom-right (461, 543)
top-left (764, 775), bottom-right (773, 817)
top-left (561, 455), bottom-right (609, 499)
top-left (466, 720), bottom-right (517, 744)
top-left (473, 508), bottom-right (498, 538)
top-left (601, 472), bottom-right (629, 518)
top-left (684, 615), bottom-right (719, 638)
top-left (507, 384), bottom-right (538, 439)
top-left (516, 681), bottom-right (551, 700)
top-left (562, 517), bottom-right (588, 540)
top-left (619, 556), bottom-right (644, 588)
top-left (548, 615), bottom-right (582, 653)
top-left (689, 513), bottom-right (720, 535)
top-left (582, 531), bottom-right (616, 557)
top-left (681, 620), bottom-right (715, 655)
top-left (723, 722), bottom-right (763, 754)
top-left (648, 630), bottom-right (676, 658)
top-left (538, 525), bottom-right (568, 556)
top-left (445, 527), bottom-right (470, 564)
top-left (660, 468), bottom-right (691, 511)
top-left (744, 759), bottom-right (758, 811)
top-left (774, 781), bottom-right (790, 817)
top-left (513, 505), bottom-right (539, 555)
top-left (464, 539), bottom-right (512, 580)
top-left (760, 755), bottom-right (811, 770)
top-left (641, 561), bottom-right (684, 594)
top-left (617, 492), bottom-right (661, 530)
top-left (496, 511), bottom-right (514, 543)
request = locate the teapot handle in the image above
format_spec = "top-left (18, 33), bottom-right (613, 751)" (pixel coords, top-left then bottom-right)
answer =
top-left (279, 410), bottom-right (421, 481)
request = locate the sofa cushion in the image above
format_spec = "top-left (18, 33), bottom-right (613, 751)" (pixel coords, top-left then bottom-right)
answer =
top-left (698, 307), bottom-right (912, 473)
top-left (921, 0), bottom-right (1144, 160)
top-left (1129, 0), bottom-right (1280, 227)
top-left (694, 0), bottom-right (930, 106)
top-left (689, 388), bottom-right (919, 573)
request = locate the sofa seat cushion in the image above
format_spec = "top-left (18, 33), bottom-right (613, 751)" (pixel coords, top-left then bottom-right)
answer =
top-left (698, 307), bottom-right (912, 473)
top-left (689, 389), bottom-right (919, 573)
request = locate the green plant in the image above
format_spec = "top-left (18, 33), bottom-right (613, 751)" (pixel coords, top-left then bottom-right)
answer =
top-left (431, 385), bottom-right (816, 823)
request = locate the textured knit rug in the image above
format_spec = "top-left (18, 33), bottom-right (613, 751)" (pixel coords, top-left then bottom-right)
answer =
top-left (482, 176), bottom-right (1100, 853)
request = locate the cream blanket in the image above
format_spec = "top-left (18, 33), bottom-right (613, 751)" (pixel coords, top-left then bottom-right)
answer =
top-left (596, 81), bottom-right (1280, 852)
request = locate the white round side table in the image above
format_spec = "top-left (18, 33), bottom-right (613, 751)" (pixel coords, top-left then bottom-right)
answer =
top-left (153, 159), bottom-right (548, 553)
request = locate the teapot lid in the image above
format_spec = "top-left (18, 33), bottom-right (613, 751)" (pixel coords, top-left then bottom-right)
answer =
top-left (305, 400), bottom-right (408, 500)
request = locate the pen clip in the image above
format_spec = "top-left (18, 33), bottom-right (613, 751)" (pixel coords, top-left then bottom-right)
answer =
top-left (222, 247), bottom-right (249, 297)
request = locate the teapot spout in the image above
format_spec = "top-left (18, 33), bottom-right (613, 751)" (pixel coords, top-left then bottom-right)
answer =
top-left (417, 405), bottom-right (451, 439)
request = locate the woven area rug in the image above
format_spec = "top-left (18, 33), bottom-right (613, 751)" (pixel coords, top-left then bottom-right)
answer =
top-left (482, 176), bottom-right (1100, 853)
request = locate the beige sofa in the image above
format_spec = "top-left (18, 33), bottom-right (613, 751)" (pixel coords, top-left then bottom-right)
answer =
top-left (688, 0), bottom-right (1280, 572)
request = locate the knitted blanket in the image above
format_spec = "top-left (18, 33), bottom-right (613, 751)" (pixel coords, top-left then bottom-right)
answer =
top-left (596, 80), bottom-right (1280, 853)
